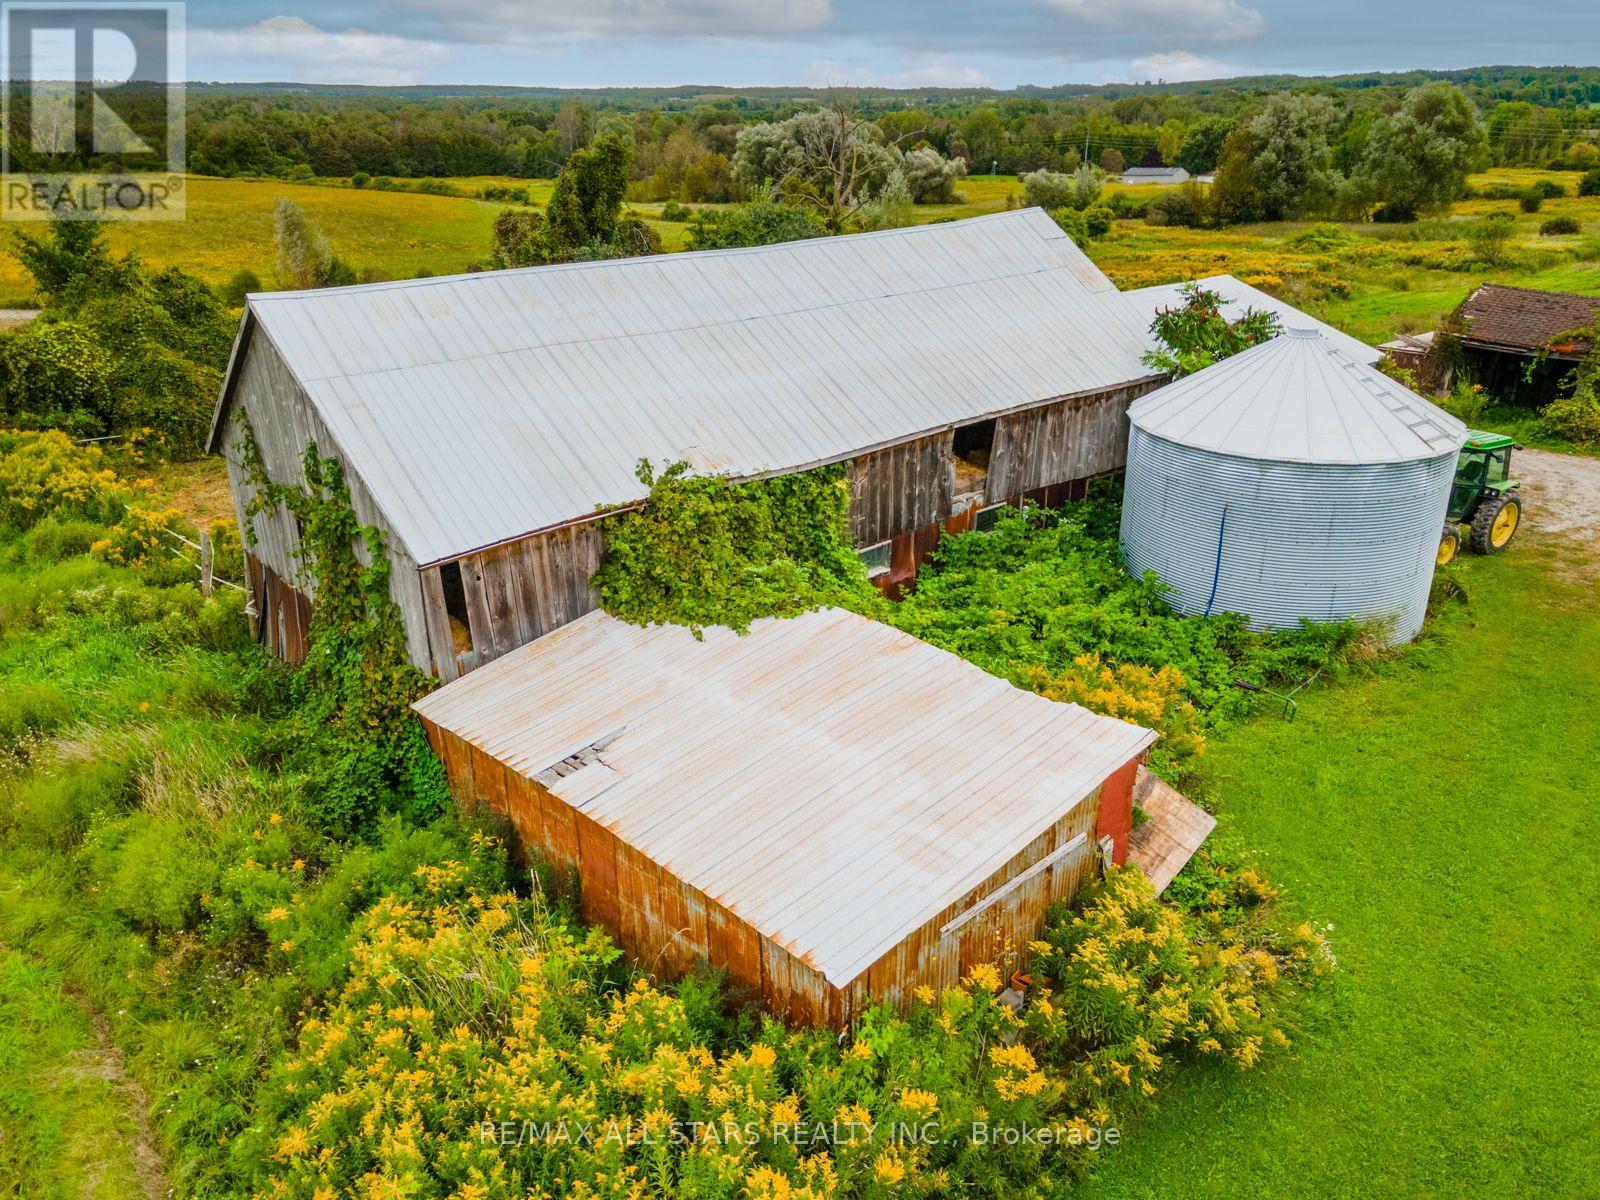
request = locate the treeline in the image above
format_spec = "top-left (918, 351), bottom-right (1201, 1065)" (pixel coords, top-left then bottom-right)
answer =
top-left (28, 67), bottom-right (1593, 189)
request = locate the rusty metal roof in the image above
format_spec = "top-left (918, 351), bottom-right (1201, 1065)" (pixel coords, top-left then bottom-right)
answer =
top-left (212, 209), bottom-right (1156, 566)
top-left (1125, 273), bottom-right (1381, 365)
top-left (412, 607), bottom-right (1156, 988)
top-left (1457, 283), bottom-right (1600, 356)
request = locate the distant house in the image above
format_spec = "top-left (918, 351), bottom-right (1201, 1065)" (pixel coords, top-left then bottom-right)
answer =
top-left (1453, 283), bottom-right (1600, 405)
top-left (1124, 273), bottom-right (1382, 365)
top-left (1121, 166), bottom-right (1190, 186)
top-left (208, 210), bottom-right (1161, 679)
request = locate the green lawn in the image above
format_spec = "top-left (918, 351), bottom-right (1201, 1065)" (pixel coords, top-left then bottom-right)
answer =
top-left (1082, 535), bottom-right (1600, 1198)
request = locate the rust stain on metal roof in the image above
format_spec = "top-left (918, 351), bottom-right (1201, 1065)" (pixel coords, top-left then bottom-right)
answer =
top-left (414, 608), bottom-right (1156, 987)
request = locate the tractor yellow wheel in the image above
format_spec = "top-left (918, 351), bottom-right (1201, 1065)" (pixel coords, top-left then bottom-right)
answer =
top-left (1437, 525), bottom-right (1460, 566)
top-left (1470, 494), bottom-right (1521, 555)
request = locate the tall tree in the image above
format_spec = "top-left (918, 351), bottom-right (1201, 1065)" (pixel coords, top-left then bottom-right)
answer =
top-left (1358, 82), bottom-right (1487, 220)
top-left (1249, 92), bottom-right (1341, 220)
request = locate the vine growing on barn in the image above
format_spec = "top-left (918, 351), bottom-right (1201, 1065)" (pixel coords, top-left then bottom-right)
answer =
top-left (236, 415), bottom-right (447, 835)
top-left (594, 458), bottom-right (885, 634)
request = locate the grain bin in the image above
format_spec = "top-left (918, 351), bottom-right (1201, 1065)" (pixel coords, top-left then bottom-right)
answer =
top-left (1120, 328), bottom-right (1467, 644)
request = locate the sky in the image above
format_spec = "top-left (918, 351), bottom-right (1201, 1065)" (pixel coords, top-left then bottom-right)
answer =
top-left (168, 1), bottom-right (1598, 89)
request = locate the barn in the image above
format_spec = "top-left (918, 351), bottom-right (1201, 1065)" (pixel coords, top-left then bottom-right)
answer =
top-left (1452, 283), bottom-right (1599, 406)
top-left (412, 605), bottom-right (1156, 1026)
top-left (207, 209), bottom-right (1160, 679)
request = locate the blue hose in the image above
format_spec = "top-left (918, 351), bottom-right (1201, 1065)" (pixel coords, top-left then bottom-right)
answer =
top-left (1204, 503), bottom-right (1229, 616)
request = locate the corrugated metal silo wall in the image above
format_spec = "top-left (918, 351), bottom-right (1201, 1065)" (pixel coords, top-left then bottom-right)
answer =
top-left (1120, 428), bottom-right (1457, 644)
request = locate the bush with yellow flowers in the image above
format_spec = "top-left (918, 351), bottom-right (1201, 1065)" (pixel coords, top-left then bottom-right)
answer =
top-left (1027, 864), bottom-right (1331, 1105)
top-left (91, 502), bottom-right (186, 566)
top-left (245, 847), bottom-right (1328, 1200)
top-left (1027, 654), bottom-right (1207, 774)
top-left (0, 428), bottom-right (125, 529)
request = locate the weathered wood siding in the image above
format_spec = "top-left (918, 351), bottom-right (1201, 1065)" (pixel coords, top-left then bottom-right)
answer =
top-left (848, 430), bottom-right (955, 548)
top-left (245, 551), bottom-right (313, 663)
top-left (985, 384), bottom-right (1147, 505)
top-left (219, 327), bottom-right (433, 672)
top-left (421, 712), bottom-right (1134, 1027)
top-left (420, 522), bottom-right (605, 681)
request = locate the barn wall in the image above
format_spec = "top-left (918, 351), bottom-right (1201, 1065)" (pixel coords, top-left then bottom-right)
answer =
top-left (841, 783), bottom-right (1107, 1021)
top-left (218, 325), bottom-right (433, 672)
top-left (985, 383), bottom-right (1148, 504)
top-left (848, 430), bottom-right (956, 548)
top-left (421, 716), bottom-right (1137, 1028)
top-left (419, 521), bottom-right (606, 681)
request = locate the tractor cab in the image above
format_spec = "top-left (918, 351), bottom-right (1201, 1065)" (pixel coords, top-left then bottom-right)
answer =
top-left (1438, 431), bottom-right (1522, 565)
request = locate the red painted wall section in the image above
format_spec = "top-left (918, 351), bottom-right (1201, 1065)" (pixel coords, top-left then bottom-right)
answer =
top-left (1096, 756), bottom-right (1143, 866)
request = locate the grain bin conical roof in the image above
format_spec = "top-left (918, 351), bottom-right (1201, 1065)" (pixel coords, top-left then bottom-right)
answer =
top-left (1127, 327), bottom-right (1465, 465)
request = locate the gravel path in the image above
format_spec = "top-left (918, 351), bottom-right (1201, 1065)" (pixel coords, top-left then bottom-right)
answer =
top-left (1517, 448), bottom-right (1600, 555)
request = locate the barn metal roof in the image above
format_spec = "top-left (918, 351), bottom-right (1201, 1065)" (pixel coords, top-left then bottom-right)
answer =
top-left (1127, 327), bottom-right (1465, 464)
top-left (412, 607), bottom-right (1155, 989)
top-left (214, 209), bottom-right (1156, 566)
top-left (1125, 274), bottom-right (1381, 365)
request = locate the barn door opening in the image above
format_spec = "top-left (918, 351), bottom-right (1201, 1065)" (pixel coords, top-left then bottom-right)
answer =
top-left (951, 418), bottom-right (995, 511)
top-left (439, 560), bottom-right (475, 666)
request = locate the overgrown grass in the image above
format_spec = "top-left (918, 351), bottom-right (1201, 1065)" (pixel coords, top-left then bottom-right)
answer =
top-left (1080, 536), bottom-right (1600, 1198)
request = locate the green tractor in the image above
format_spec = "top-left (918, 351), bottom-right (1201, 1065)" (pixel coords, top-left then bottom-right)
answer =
top-left (1437, 431), bottom-right (1523, 566)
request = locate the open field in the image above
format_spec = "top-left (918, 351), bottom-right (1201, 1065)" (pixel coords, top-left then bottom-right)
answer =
top-left (1083, 485), bottom-right (1600, 1198)
top-left (0, 168), bottom-right (1593, 346)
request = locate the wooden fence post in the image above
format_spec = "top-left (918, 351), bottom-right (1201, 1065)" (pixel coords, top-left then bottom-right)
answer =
top-left (199, 531), bottom-right (214, 597)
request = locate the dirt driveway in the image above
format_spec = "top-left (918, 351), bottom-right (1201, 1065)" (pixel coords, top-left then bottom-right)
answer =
top-left (1515, 448), bottom-right (1600, 579)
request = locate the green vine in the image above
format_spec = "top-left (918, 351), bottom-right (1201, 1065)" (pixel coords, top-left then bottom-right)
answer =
top-left (1538, 317), bottom-right (1600, 444)
top-left (594, 458), bottom-right (885, 635)
top-left (236, 413), bottom-right (446, 836)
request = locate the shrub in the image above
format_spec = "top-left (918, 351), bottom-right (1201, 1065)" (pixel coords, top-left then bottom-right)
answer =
top-left (1024, 164), bottom-right (1103, 212)
top-left (1540, 216), bottom-right (1581, 236)
top-left (1143, 281), bottom-right (1282, 377)
top-left (1145, 186), bottom-right (1205, 228)
top-left (1022, 167), bottom-right (1077, 211)
top-left (242, 854), bottom-right (1325, 1200)
top-left (1050, 206), bottom-right (1088, 245)
top-left (0, 430), bottom-right (123, 529)
top-left (90, 504), bottom-right (184, 567)
top-left (23, 517), bottom-right (106, 562)
top-left (350, 171), bottom-right (370, 188)
top-left (1028, 865), bottom-right (1326, 1088)
top-left (1027, 654), bottom-right (1206, 774)
top-left (219, 268), bottom-right (261, 306)
top-left (1519, 189), bottom-right (1544, 213)
top-left (0, 318), bottom-right (115, 438)
top-left (1441, 379), bottom-right (1489, 425)
top-left (1579, 168), bottom-right (1600, 197)
top-left (1466, 212), bottom-right (1516, 264)
top-left (1082, 205), bottom-right (1114, 238)
top-left (687, 192), bottom-right (826, 250)
top-left (1531, 178), bottom-right (1566, 199)
top-left (1542, 318), bottom-right (1600, 445)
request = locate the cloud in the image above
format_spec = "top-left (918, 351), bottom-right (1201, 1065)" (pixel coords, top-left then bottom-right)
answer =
top-left (1035, 0), bottom-right (1266, 45)
top-left (1121, 51), bottom-right (1236, 82)
top-left (190, 16), bottom-right (452, 85)
top-left (382, 0), bottom-right (834, 44)
top-left (803, 53), bottom-right (993, 88)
